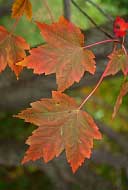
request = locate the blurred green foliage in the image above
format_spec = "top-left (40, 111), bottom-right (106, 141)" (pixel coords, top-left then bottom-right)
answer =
top-left (0, 112), bottom-right (34, 141)
top-left (101, 0), bottom-right (128, 8)
top-left (0, 166), bottom-right (53, 190)
top-left (100, 0), bottom-right (128, 16)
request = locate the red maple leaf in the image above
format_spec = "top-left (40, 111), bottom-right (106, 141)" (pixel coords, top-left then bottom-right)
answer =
top-left (112, 81), bottom-right (128, 118)
top-left (15, 91), bottom-right (102, 173)
top-left (18, 16), bottom-right (96, 91)
top-left (104, 49), bottom-right (128, 77)
top-left (114, 16), bottom-right (128, 37)
top-left (0, 25), bottom-right (29, 78)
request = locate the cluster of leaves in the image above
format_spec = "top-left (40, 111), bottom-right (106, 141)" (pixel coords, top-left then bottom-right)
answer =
top-left (0, 0), bottom-right (128, 173)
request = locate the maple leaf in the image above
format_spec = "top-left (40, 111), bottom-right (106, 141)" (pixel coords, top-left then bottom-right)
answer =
top-left (104, 49), bottom-right (128, 77)
top-left (15, 91), bottom-right (102, 173)
top-left (112, 81), bottom-right (128, 118)
top-left (114, 16), bottom-right (128, 37)
top-left (0, 25), bottom-right (29, 78)
top-left (18, 16), bottom-right (96, 91)
top-left (12, 0), bottom-right (32, 20)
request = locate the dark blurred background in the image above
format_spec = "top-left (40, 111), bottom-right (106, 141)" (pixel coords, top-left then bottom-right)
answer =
top-left (0, 0), bottom-right (128, 190)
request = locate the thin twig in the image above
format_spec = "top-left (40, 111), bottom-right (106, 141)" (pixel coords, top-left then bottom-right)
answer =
top-left (63, 0), bottom-right (71, 20)
top-left (86, 0), bottom-right (113, 22)
top-left (71, 0), bottom-right (113, 39)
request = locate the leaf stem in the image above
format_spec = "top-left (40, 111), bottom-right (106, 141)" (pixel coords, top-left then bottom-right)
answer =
top-left (78, 65), bottom-right (109, 110)
top-left (84, 39), bottom-right (120, 49)
top-left (10, 17), bottom-right (21, 35)
top-left (121, 37), bottom-right (127, 56)
top-left (42, 0), bottom-right (54, 22)
top-left (122, 44), bottom-right (127, 55)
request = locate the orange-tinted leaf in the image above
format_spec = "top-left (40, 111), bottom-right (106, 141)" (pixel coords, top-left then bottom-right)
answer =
top-left (112, 81), bottom-right (128, 118)
top-left (0, 26), bottom-right (29, 78)
top-left (12, 0), bottom-right (32, 20)
top-left (18, 16), bottom-right (96, 91)
top-left (15, 91), bottom-right (101, 173)
top-left (104, 49), bottom-right (128, 77)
